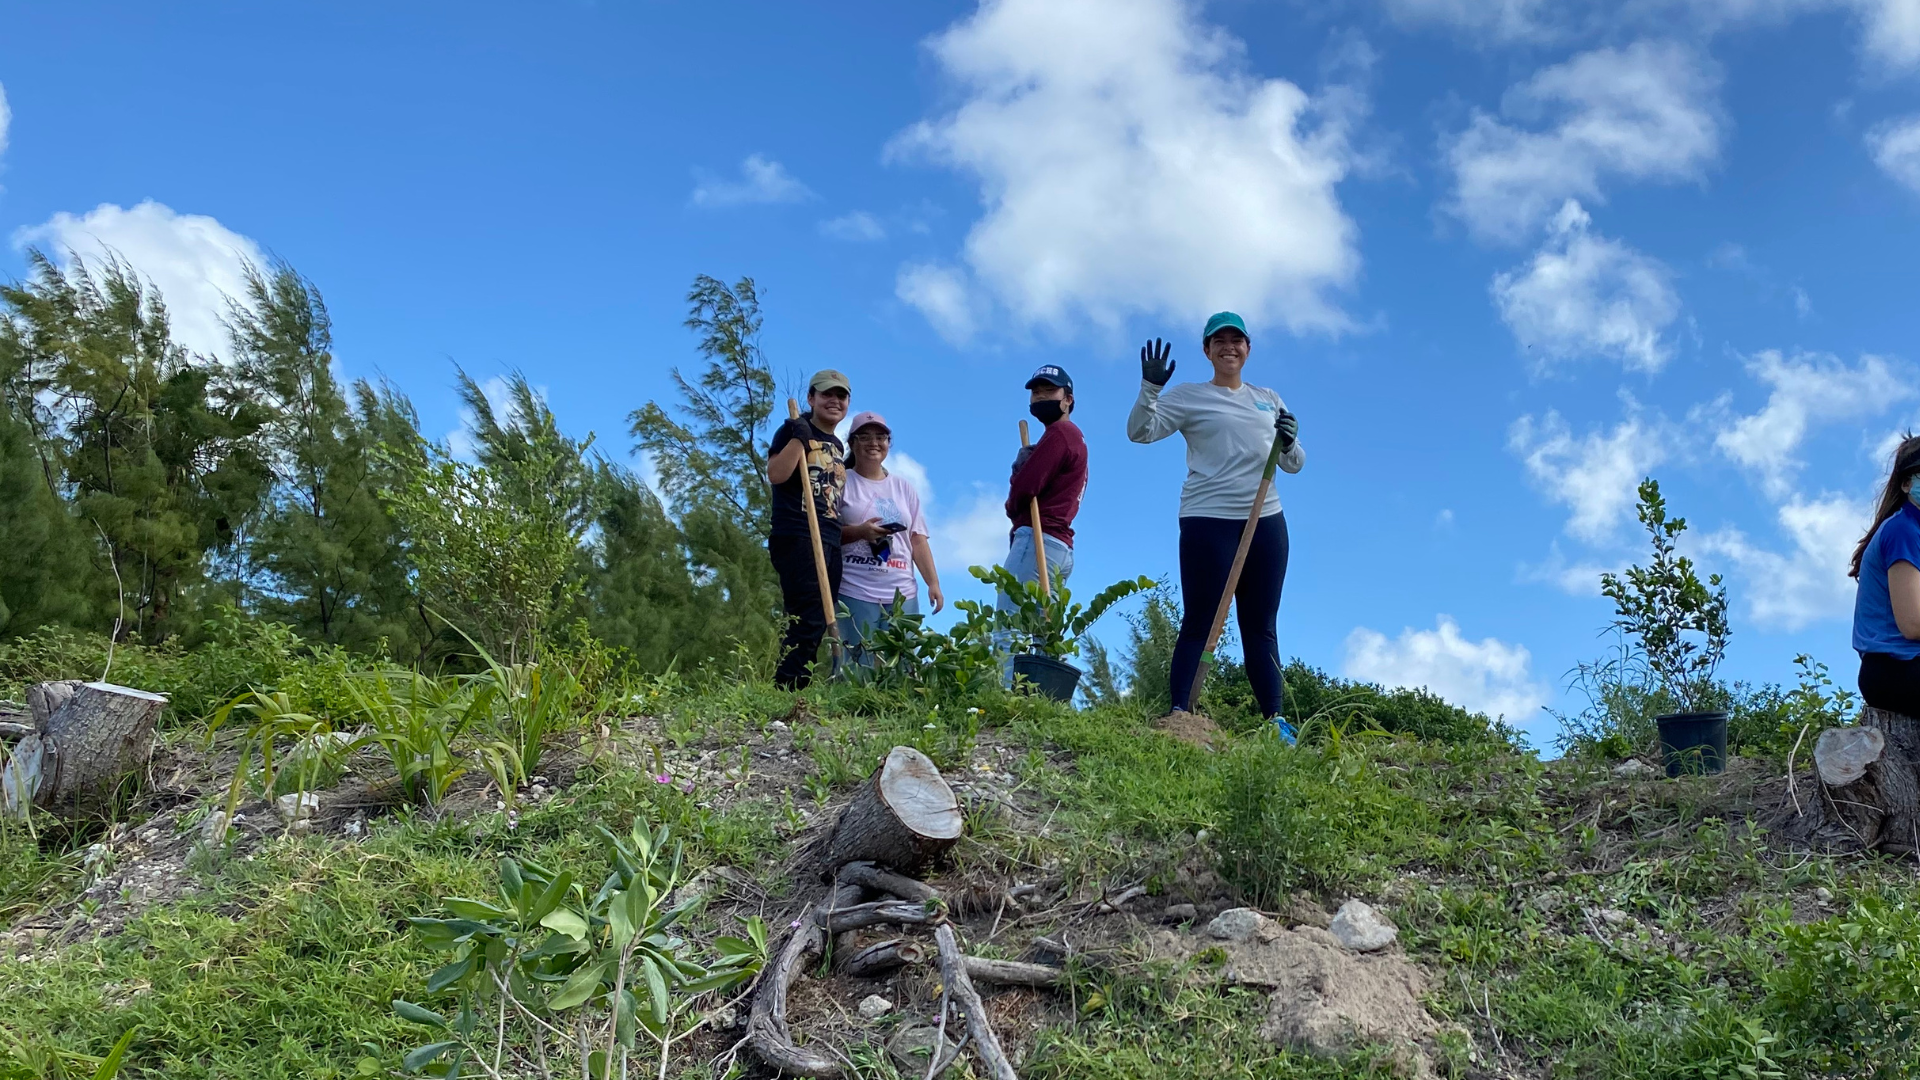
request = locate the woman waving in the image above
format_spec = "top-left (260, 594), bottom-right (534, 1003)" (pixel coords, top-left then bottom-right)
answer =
top-left (1127, 312), bottom-right (1303, 740)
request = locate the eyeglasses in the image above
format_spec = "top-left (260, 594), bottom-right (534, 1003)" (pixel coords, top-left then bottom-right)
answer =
top-left (852, 432), bottom-right (892, 444)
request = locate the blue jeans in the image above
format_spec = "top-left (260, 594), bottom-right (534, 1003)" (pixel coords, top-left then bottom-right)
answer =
top-left (996, 527), bottom-right (1074, 685)
top-left (841, 594), bottom-right (919, 668)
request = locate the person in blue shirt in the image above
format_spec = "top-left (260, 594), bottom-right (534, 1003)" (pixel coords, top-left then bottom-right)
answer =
top-left (1851, 436), bottom-right (1920, 715)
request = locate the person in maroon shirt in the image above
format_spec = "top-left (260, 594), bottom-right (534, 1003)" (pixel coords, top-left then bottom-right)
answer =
top-left (997, 365), bottom-right (1088, 676)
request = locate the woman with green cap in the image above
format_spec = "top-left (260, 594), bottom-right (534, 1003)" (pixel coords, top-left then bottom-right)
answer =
top-left (1127, 312), bottom-right (1303, 740)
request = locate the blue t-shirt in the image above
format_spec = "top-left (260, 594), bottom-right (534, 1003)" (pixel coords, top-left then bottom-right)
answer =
top-left (1854, 501), bottom-right (1920, 659)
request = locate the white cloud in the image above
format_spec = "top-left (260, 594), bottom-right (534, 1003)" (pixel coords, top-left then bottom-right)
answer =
top-left (1509, 408), bottom-right (1668, 542)
top-left (13, 200), bottom-right (267, 361)
top-left (1699, 493), bottom-right (1867, 629)
top-left (1714, 350), bottom-right (1910, 498)
top-left (1344, 616), bottom-right (1549, 721)
top-left (1381, 0), bottom-right (1559, 40)
top-left (689, 154), bottom-right (813, 208)
top-left (896, 263), bottom-right (979, 344)
top-left (884, 449), bottom-right (934, 506)
top-left (1868, 114), bottom-right (1920, 194)
top-left (0, 82), bottom-right (10, 162)
top-left (1491, 200), bottom-right (1681, 371)
top-left (936, 483), bottom-right (1012, 572)
top-left (1445, 41), bottom-right (1722, 245)
top-left (820, 211), bottom-right (886, 242)
top-left (893, 0), bottom-right (1360, 339)
top-left (1857, 0), bottom-right (1920, 66)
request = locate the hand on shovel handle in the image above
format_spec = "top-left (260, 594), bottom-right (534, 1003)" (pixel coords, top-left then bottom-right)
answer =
top-left (1019, 420), bottom-right (1051, 598)
top-left (787, 399), bottom-right (841, 648)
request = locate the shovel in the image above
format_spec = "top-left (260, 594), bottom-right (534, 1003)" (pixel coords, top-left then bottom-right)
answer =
top-left (787, 399), bottom-right (843, 672)
top-left (1017, 420), bottom-right (1051, 598)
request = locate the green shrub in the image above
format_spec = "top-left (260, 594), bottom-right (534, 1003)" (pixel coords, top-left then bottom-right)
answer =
top-left (1214, 734), bottom-right (1417, 903)
top-left (1763, 891), bottom-right (1920, 1073)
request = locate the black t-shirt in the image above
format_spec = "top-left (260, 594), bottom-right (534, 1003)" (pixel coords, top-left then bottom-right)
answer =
top-left (768, 418), bottom-right (846, 539)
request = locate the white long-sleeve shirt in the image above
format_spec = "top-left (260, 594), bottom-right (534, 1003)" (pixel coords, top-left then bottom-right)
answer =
top-left (1127, 379), bottom-right (1304, 519)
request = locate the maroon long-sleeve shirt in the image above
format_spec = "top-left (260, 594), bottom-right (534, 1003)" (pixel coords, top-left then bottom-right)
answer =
top-left (1006, 417), bottom-right (1088, 547)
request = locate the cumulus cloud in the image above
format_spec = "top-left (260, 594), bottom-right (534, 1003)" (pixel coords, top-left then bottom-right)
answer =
top-left (1713, 350), bottom-right (1910, 498)
top-left (1868, 114), bottom-right (1920, 193)
top-left (1699, 493), bottom-right (1867, 629)
top-left (1445, 41), bottom-right (1722, 245)
top-left (689, 154), bottom-right (813, 208)
top-left (13, 200), bottom-right (267, 361)
top-left (1492, 200), bottom-right (1681, 371)
top-left (820, 211), bottom-right (885, 242)
top-left (0, 82), bottom-right (10, 162)
top-left (1509, 408), bottom-right (1669, 542)
top-left (893, 0), bottom-right (1360, 340)
top-left (936, 483), bottom-right (1012, 572)
top-left (1344, 616), bottom-right (1549, 722)
top-left (1857, 0), bottom-right (1920, 66)
top-left (896, 263), bottom-right (979, 344)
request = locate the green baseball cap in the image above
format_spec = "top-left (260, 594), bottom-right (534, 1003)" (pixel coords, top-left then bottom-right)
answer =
top-left (1202, 311), bottom-right (1249, 343)
top-left (809, 369), bottom-right (851, 395)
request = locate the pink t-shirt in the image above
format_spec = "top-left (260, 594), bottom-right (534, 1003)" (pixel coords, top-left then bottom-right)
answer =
top-left (838, 470), bottom-right (929, 605)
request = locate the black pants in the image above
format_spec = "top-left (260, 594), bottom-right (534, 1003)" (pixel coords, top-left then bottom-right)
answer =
top-left (770, 533), bottom-right (843, 690)
top-left (1860, 652), bottom-right (1920, 716)
top-left (1170, 513), bottom-right (1289, 716)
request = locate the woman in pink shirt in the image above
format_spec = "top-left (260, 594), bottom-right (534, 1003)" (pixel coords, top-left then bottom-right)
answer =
top-left (837, 412), bottom-right (944, 664)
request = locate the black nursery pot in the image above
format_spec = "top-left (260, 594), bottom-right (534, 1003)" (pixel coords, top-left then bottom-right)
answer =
top-left (1656, 711), bottom-right (1729, 777)
top-left (1012, 653), bottom-right (1080, 704)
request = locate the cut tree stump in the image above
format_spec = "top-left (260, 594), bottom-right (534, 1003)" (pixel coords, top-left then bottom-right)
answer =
top-left (1, 681), bottom-right (167, 818)
top-left (1813, 707), bottom-right (1920, 855)
top-left (821, 746), bottom-right (963, 875)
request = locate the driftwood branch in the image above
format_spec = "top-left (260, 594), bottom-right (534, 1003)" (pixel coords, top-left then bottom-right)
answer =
top-left (962, 957), bottom-right (1063, 988)
top-left (817, 900), bottom-right (942, 934)
top-left (842, 938), bottom-right (929, 979)
top-left (934, 924), bottom-right (1019, 1080)
top-left (747, 883), bottom-right (864, 1078)
top-left (837, 861), bottom-right (942, 904)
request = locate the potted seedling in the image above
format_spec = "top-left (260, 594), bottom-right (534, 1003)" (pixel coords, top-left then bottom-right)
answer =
top-left (1601, 479), bottom-right (1732, 776)
top-left (972, 566), bottom-right (1154, 703)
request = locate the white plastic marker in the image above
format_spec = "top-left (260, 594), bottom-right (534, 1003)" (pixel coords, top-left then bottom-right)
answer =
top-left (1017, 420), bottom-right (1051, 597)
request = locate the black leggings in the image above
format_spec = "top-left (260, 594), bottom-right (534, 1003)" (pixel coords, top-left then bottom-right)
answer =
top-left (770, 533), bottom-right (843, 690)
top-left (1860, 652), bottom-right (1920, 716)
top-left (1169, 513), bottom-right (1289, 716)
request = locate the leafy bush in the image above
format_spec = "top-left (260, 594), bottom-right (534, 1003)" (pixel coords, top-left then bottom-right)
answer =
top-left (1600, 479), bottom-right (1730, 714)
top-left (845, 596), bottom-right (1001, 702)
top-left (1214, 733), bottom-right (1417, 903)
top-left (974, 565), bottom-right (1154, 660)
top-left (1763, 891), bottom-right (1920, 1074)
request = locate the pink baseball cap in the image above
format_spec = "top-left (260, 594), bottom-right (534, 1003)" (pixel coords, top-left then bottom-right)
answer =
top-left (847, 411), bottom-right (890, 435)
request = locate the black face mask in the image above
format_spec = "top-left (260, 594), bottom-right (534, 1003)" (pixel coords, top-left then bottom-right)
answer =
top-left (1029, 399), bottom-right (1066, 425)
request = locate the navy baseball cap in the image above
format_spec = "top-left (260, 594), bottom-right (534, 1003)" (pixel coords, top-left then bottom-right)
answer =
top-left (1025, 364), bottom-right (1073, 391)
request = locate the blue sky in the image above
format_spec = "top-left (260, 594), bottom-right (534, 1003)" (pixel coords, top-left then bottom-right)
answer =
top-left (5, 0), bottom-right (1920, 748)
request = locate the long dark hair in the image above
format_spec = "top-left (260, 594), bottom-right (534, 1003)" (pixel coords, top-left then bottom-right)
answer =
top-left (1852, 434), bottom-right (1920, 579)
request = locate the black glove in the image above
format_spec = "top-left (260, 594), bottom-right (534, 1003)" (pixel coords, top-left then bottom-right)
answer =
top-left (1141, 338), bottom-right (1175, 387)
top-left (781, 415), bottom-right (816, 444)
top-left (1010, 445), bottom-right (1035, 480)
top-left (1274, 408), bottom-right (1297, 453)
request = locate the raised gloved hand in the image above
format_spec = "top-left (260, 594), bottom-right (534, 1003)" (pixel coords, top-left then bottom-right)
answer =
top-left (1274, 408), bottom-right (1298, 453)
top-left (1010, 445), bottom-right (1035, 480)
top-left (1141, 338), bottom-right (1175, 387)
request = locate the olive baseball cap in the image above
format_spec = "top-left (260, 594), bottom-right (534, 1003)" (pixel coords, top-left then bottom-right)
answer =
top-left (1202, 311), bottom-right (1249, 343)
top-left (809, 369), bottom-right (851, 394)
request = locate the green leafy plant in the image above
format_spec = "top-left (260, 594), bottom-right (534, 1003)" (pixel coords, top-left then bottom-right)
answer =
top-left (1599, 479), bottom-right (1730, 715)
top-left (849, 595), bottom-right (1000, 701)
top-left (395, 815), bottom-right (768, 1079)
top-left (971, 565), bottom-right (1154, 660)
top-left (345, 669), bottom-right (497, 806)
top-left (207, 689), bottom-right (361, 828)
top-left (1763, 892), bottom-right (1920, 1074)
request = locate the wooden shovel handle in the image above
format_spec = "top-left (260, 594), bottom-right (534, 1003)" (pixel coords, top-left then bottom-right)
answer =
top-left (1018, 421), bottom-right (1050, 597)
top-left (787, 399), bottom-right (840, 643)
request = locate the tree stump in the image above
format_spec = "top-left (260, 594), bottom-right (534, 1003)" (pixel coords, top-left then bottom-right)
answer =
top-left (1814, 707), bottom-right (1920, 855)
top-left (821, 746), bottom-right (963, 875)
top-left (1, 682), bottom-right (167, 818)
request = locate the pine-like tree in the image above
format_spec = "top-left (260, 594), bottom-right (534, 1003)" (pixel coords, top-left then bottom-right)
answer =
top-left (0, 386), bottom-right (93, 638)
top-left (231, 262), bottom-right (417, 656)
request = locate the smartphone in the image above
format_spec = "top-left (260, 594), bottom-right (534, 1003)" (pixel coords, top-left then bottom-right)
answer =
top-left (879, 521), bottom-right (909, 535)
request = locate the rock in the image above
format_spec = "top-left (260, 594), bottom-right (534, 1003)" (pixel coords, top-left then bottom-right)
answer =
top-left (885, 1020), bottom-right (960, 1074)
top-left (200, 809), bottom-right (231, 846)
top-left (1329, 900), bottom-right (1398, 953)
top-left (1208, 907), bottom-right (1271, 942)
top-left (1597, 907), bottom-right (1630, 927)
top-left (1162, 903), bottom-right (1198, 924)
top-left (1280, 892), bottom-right (1332, 930)
top-left (138, 828), bottom-right (161, 844)
top-left (857, 994), bottom-right (893, 1019)
top-left (1612, 758), bottom-right (1659, 780)
top-left (768, 719), bottom-right (789, 733)
top-left (275, 792), bottom-right (320, 825)
top-left (1814, 887), bottom-right (1834, 905)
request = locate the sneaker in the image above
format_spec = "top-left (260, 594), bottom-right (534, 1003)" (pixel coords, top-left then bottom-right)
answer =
top-left (1270, 717), bottom-right (1298, 746)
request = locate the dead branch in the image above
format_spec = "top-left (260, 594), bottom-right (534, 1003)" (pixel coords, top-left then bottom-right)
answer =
top-left (817, 899), bottom-right (942, 934)
top-left (841, 938), bottom-right (929, 979)
top-left (747, 883), bottom-right (864, 1078)
top-left (934, 924), bottom-right (1019, 1080)
top-left (962, 956), bottom-right (1063, 988)
top-left (835, 861), bottom-right (941, 904)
